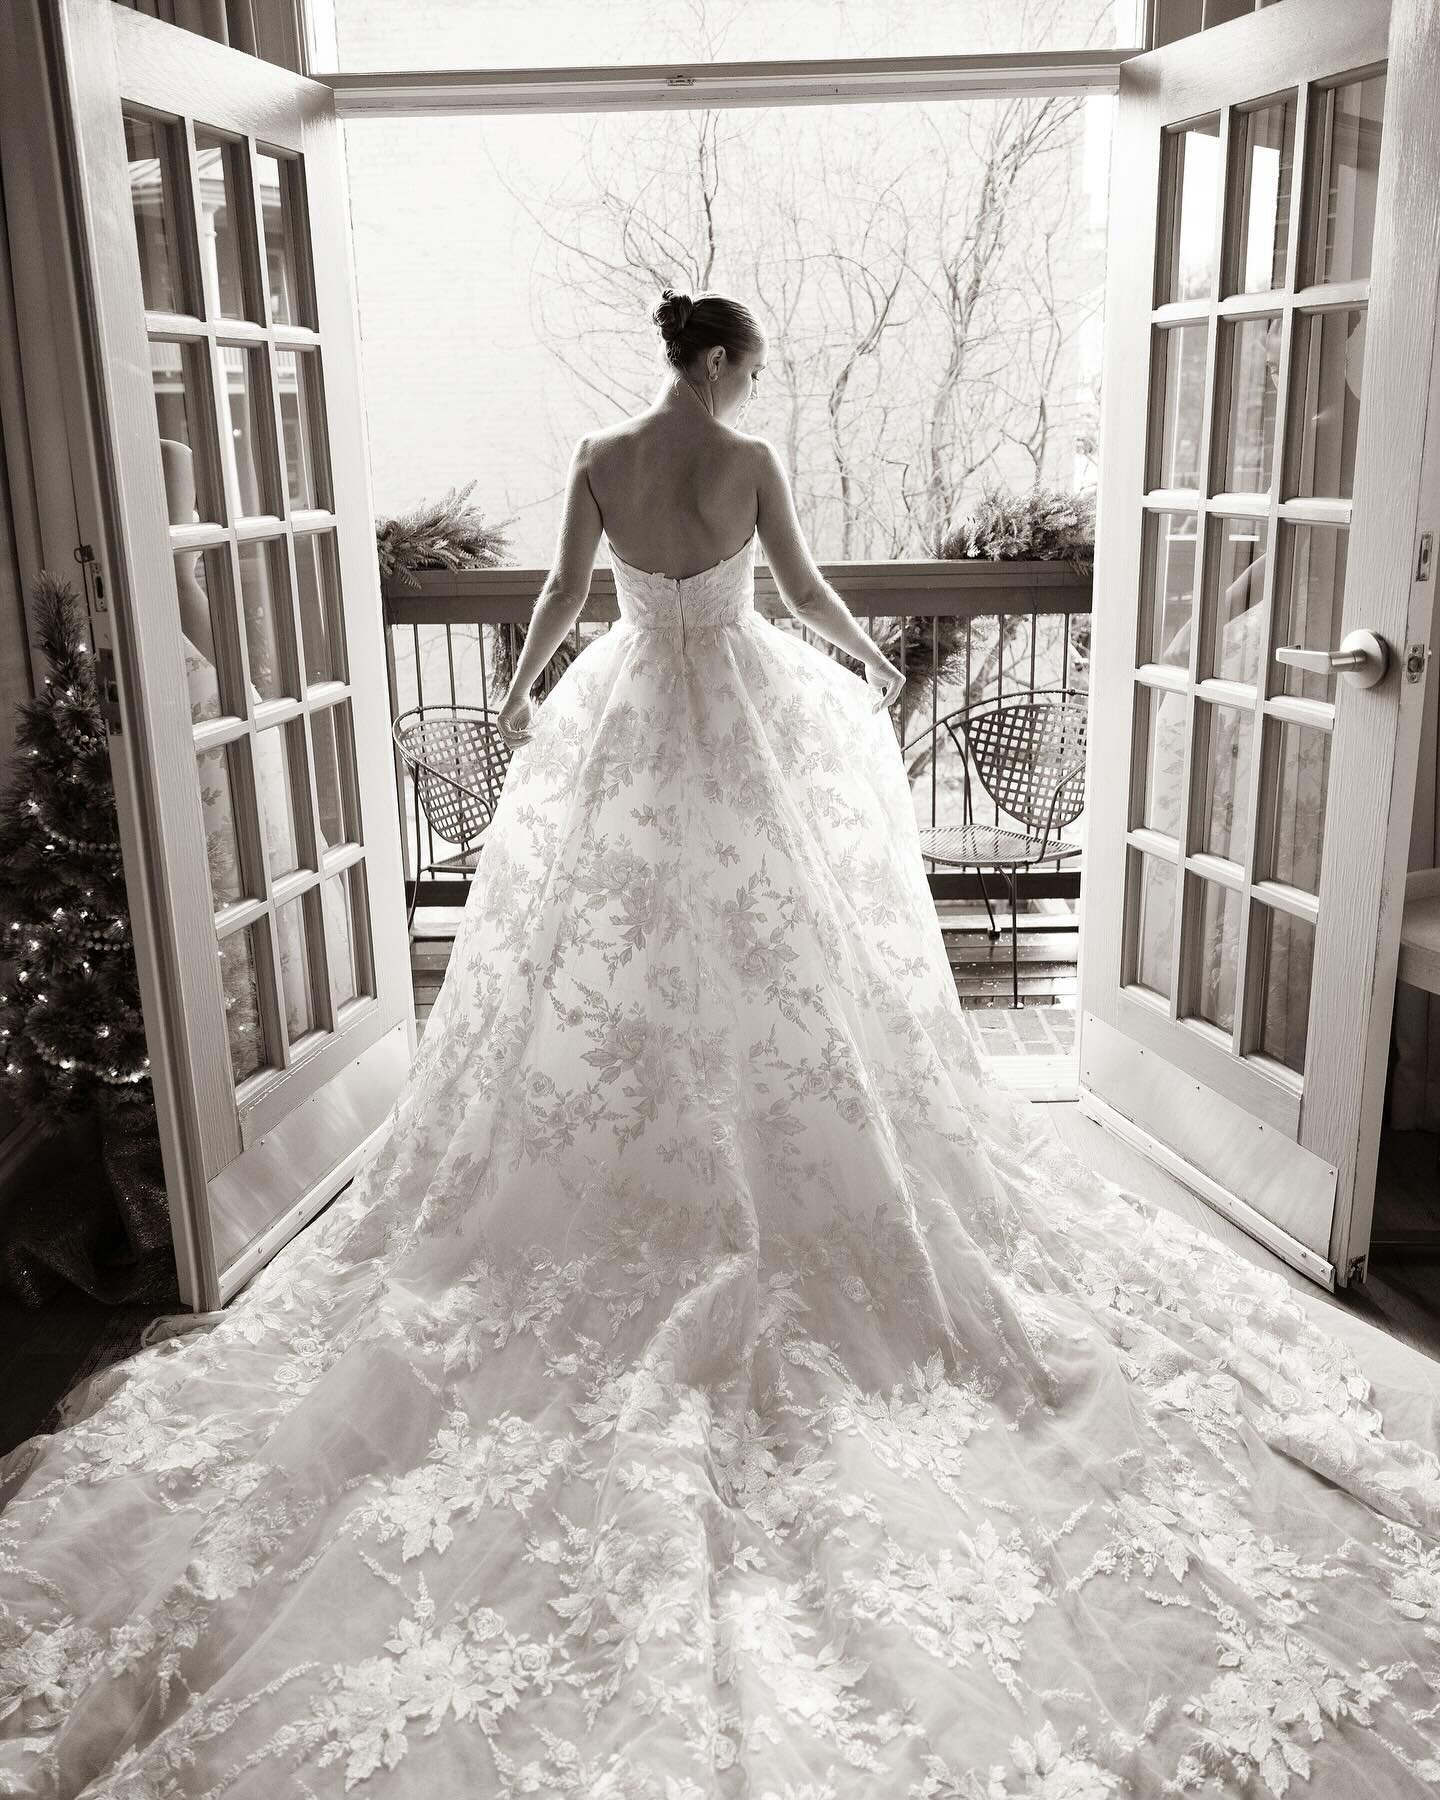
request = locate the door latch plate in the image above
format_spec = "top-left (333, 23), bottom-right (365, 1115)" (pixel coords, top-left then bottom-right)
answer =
top-left (96, 646), bottom-right (123, 735)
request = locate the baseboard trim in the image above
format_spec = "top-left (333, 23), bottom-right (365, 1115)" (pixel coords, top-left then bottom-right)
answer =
top-left (1077, 1087), bottom-right (1336, 1290)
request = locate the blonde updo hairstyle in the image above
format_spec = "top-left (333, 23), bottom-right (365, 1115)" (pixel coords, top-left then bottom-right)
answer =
top-left (652, 287), bottom-right (764, 374)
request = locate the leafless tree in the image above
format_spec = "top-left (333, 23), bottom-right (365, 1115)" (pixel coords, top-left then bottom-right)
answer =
top-left (493, 72), bottom-right (1100, 563)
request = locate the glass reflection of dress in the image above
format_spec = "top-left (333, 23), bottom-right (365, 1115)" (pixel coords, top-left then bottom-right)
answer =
top-left (164, 440), bottom-right (330, 1053)
top-left (1143, 555), bottom-right (1323, 1039)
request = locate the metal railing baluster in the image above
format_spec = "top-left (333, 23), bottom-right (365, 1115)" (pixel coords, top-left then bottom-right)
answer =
top-left (384, 573), bottom-right (1091, 930)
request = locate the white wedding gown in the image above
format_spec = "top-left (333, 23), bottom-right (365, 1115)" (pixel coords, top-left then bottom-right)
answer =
top-left (3, 533), bottom-right (1439, 1800)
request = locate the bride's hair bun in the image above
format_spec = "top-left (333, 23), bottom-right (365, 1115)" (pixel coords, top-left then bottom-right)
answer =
top-left (652, 288), bottom-right (694, 344)
top-left (651, 286), bottom-right (765, 372)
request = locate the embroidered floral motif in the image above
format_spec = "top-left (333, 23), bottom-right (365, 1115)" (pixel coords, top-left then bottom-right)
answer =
top-left (2, 536), bottom-right (1438, 1796)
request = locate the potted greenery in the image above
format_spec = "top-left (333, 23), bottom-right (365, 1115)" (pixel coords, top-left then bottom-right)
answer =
top-left (375, 483), bottom-right (580, 699)
top-left (859, 483), bottom-right (1094, 744)
top-left (375, 481), bottom-right (514, 587)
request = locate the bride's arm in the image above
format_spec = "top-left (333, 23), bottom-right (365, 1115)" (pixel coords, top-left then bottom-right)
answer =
top-left (754, 443), bottom-right (903, 709)
top-left (499, 438), bottom-right (603, 731)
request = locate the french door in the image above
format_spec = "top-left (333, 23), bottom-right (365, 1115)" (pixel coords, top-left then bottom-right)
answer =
top-left (1079, 0), bottom-right (1440, 1289)
top-left (55, 0), bottom-right (412, 1308)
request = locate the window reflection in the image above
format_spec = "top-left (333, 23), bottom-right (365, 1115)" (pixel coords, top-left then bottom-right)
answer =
top-left (1288, 310), bottom-right (1365, 500)
top-left (1233, 99), bottom-right (1293, 294)
top-left (1315, 73), bottom-right (1385, 285)
top-left (126, 114), bottom-right (183, 312)
top-left (217, 346), bottom-right (278, 519)
top-left (194, 129), bottom-right (250, 320)
top-left (1205, 517), bottom-right (1269, 687)
top-left (1221, 317), bottom-right (1280, 495)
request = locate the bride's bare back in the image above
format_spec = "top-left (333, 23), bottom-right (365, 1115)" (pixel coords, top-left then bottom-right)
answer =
top-left (585, 411), bottom-right (761, 581)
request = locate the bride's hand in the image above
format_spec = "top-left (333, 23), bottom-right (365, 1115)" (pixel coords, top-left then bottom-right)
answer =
top-left (497, 688), bottom-right (534, 746)
top-left (863, 654), bottom-right (905, 714)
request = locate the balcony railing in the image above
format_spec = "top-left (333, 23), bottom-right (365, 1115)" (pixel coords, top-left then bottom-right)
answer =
top-left (382, 558), bottom-right (1092, 916)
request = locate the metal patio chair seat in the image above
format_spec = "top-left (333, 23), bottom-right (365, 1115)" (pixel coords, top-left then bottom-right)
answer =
top-left (391, 704), bottom-right (514, 931)
top-left (905, 688), bottom-right (1088, 1007)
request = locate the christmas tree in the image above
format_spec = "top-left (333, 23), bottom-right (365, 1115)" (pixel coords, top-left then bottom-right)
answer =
top-left (0, 573), bottom-right (173, 1303)
top-left (0, 574), bottom-right (150, 1112)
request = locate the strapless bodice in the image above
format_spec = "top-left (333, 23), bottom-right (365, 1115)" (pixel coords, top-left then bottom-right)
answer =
top-left (608, 532), bottom-right (756, 636)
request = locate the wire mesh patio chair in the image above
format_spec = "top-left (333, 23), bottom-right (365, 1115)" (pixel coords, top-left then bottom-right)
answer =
top-left (903, 687), bottom-right (1088, 1007)
top-left (391, 704), bottom-right (515, 932)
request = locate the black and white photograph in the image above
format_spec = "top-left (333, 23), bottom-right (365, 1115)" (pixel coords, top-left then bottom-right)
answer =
top-left (0, 2), bottom-right (1438, 1794)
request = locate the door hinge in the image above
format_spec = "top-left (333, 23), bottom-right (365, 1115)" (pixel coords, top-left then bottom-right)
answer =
top-left (1345, 1251), bottom-right (1368, 1286)
top-left (1405, 641), bottom-right (1431, 683)
top-left (1418, 532), bottom-right (1434, 582)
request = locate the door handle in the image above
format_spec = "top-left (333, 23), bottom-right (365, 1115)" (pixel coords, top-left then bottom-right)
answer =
top-left (1274, 629), bottom-right (1390, 689)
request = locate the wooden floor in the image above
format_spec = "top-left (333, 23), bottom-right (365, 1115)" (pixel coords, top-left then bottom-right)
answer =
top-left (3, 909), bottom-right (1434, 1460)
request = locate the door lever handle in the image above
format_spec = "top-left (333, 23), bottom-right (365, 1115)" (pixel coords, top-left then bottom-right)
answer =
top-left (1274, 629), bottom-right (1389, 689)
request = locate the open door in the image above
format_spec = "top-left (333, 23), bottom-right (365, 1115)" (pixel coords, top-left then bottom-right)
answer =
top-left (53, 0), bottom-right (413, 1309)
top-left (1079, 0), bottom-right (1440, 1289)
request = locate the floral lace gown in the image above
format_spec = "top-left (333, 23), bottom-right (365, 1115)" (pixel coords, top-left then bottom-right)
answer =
top-left (3, 534), bottom-right (1439, 1800)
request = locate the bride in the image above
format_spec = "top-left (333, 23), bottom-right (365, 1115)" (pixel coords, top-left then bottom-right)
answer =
top-left (2, 289), bottom-right (1438, 1799)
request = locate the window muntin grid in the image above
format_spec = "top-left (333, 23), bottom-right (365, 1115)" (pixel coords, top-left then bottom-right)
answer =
top-left (129, 107), bottom-right (376, 1096)
top-left (1121, 68), bottom-right (1384, 1091)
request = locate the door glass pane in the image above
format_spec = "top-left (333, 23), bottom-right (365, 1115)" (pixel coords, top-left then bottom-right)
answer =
top-left (196, 742), bottom-right (249, 909)
top-left (1203, 517), bottom-right (1268, 686)
top-left (152, 341), bottom-right (220, 524)
top-left (1154, 324), bottom-right (1207, 489)
top-left (179, 547), bottom-right (238, 723)
top-left (312, 701), bottom-right (358, 850)
top-left (126, 114), bottom-right (185, 313)
top-left (254, 720), bottom-right (311, 880)
top-left (275, 895), bottom-right (321, 1043)
top-left (218, 346), bottom-right (279, 519)
top-left (295, 533), bottom-right (346, 684)
top-left (1130, 851), bottom-right (1176, 999)
top-left (193, 129), bottom-right (252, 321)
top-left (256, 151), bottom-right (304, 327)
top-left (237, 538), bottom-right (296, 703)
top-left (1232, 98), bottom-right (1294, 294)
top-left (1198, 701), bottom-right (1253, 865)
top-left (276, 350), bottom-right (327, 510)
top-left (1162, 118), bottom-right (1221, 302)
top-left (1188, 876), bottom-right (1242, 1033)
top-left (218, 924), bottom-right (269, 1084)
top-left (1135, 684), bottom-right (1186, 839)
top-left (1261, 719), bottom-right (1330, 895)
top-left (1220, 316), bottom-right (1281, 493)
top-left (1141, 513), bottom-right (1196, 666)
top-left (1313, 73), bottom-right (1386, 285)
top-left (1287, 309), bottom-right (1365, 500)
top-left (322, 867), bottom-right (369, 1010)
top-left (1252, 905), bottom-right (1314, 1074)
top-left (1275, 524), bottom-right (1348, 702)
